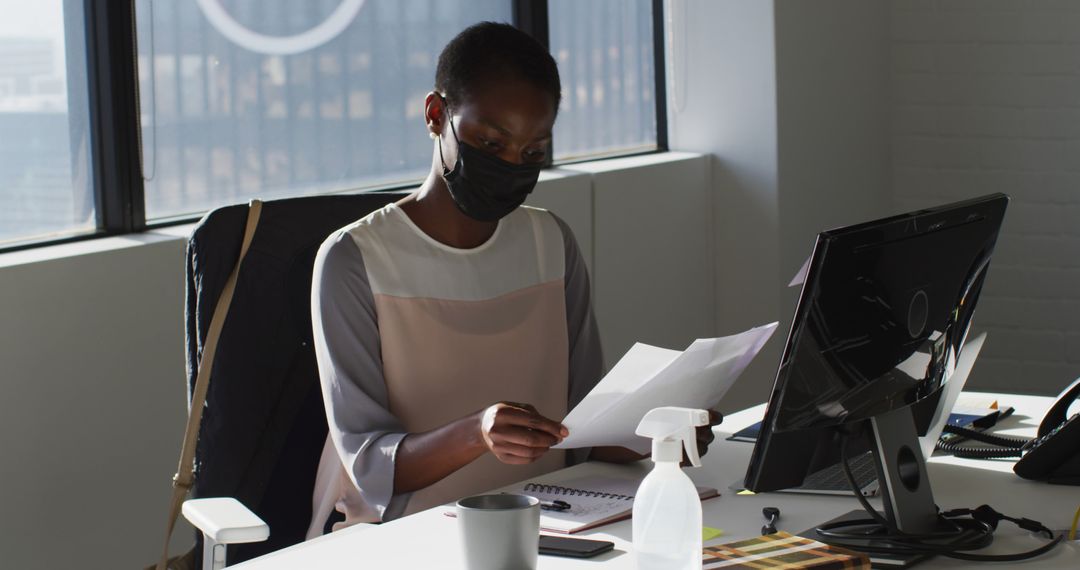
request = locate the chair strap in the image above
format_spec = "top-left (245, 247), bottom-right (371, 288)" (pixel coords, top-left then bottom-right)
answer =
top-left (156, 200), bottom-right (263, 570)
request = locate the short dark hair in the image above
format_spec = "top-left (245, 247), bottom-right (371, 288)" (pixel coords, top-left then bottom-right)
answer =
top-left (435, 22), bottom-right (561, 113)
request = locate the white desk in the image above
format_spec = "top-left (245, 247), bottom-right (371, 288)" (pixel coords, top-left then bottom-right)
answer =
top-left (234, 393), bottom-right (1079, 568)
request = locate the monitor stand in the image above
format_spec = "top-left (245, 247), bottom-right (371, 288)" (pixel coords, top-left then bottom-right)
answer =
top-left (802, 405), bottom-right (983, 567)
top-left (869, 404), bottom-right (946, 534)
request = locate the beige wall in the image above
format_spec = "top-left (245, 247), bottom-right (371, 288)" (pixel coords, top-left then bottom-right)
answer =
top-left (0, 233), bottom-right (193, 568)
top-left (889, 0), bottom-right (1080, 395)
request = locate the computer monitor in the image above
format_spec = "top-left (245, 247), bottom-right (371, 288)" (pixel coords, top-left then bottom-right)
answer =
top-left (744, 193), bottom-right (1008, 538)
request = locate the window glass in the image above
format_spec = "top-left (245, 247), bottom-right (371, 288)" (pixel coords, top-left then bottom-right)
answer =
top-left (549, 0), bottom-right (658, 161)
top-left (135, 0), bottom-right (511, 220)
top-left (0, 0), bottom-right (94, 246)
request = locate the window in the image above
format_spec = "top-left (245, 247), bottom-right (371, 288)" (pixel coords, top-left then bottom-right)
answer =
top-left (549, 0), bottom-right (659, 161)
top-left (1, 0), bottom-right (665, 251)
top-left (135, 0), bottom-right (512, 221)
top-left (0, 0), bottom-right (94, 247)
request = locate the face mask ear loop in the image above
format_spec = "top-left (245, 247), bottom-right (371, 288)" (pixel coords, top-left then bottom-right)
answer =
top-left (437, 95), bottom-right (459, 175)
top-left (447, 107), bottom-right (461, 141)
top-left (437, 129), bottom-right (450, 174)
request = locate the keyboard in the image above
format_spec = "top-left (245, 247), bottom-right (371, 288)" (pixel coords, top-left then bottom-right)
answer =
top-left (788, 451), bottom-right (879, 497)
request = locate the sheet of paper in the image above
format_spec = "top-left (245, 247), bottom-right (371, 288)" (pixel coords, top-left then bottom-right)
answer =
top-left (555, 323), bottom-right (778, 453)
top-left (919, 332), bottom-right (986, 459)
top-left (788, 255), bottom-right (811, 287)
top-left (558, 343), bottom-right (680, 431)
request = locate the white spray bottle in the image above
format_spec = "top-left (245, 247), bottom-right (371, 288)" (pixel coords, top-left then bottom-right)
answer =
top-left (633, 406), bottom-right (709, 570)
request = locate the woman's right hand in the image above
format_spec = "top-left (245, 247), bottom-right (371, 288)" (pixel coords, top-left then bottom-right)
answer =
top-left (479, 402), bottom-right (568, 465)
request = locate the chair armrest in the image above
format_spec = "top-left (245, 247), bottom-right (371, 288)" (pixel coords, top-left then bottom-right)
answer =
top-left (182, 498), bottom-right (269, 545)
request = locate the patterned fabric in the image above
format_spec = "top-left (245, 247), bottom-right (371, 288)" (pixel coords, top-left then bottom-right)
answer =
top-left (703, 532), bottom-right (870, 569)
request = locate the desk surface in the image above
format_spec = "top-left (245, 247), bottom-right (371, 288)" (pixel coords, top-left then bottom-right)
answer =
top-left (234, 393), bottom-right (1079, 568)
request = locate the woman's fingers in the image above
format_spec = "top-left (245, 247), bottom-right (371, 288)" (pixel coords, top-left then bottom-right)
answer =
top-left (698, 425), bottom-right (716, 445)
top-left (694, 414), bottom-right (719, 458)
top-left (489, 436), bottom-right (552, 464)
top-left (492, 439), bottom-right (548, 459)
top-left (496, 404), bottom-right (568, 439)
top-left (493, 451), bottom-right (539, 465)
top-left (489, 424), bottom-right (559, 449)
top-left (480, 402), bottom-right (570, 465)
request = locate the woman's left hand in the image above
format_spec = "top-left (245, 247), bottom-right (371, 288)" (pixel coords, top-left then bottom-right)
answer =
top-left (684, 410), bottom-right (722, 466)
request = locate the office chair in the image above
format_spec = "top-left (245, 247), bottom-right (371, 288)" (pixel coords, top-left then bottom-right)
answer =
top-left (175, 191), bottom-right (406, 569)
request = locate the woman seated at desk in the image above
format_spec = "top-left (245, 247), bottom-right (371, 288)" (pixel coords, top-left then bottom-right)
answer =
top-left (308, 22), bottom-right (716, 536)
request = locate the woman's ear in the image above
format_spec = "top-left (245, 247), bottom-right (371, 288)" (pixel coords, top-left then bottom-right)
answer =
top-left (424, 91), bottom-right (447, 136)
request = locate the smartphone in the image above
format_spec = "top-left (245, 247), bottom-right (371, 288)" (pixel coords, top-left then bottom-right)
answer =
top-left (538, 535), bottom-right (615, 558)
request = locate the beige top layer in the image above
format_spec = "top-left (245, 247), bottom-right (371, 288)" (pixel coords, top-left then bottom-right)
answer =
top-left (307, 203), bottom-right (604, 538)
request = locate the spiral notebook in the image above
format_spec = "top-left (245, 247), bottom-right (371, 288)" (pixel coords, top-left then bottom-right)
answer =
top-left (512, 475), bottom-right (719, 534)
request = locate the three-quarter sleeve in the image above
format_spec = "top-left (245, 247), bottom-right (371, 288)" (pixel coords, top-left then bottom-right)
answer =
top-left (550, 213), bottom-right (604, 465)
top-left (311, 229), bottom-right (411, 521)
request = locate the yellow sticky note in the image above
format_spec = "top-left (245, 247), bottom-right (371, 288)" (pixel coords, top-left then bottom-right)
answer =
top-left (737, 489), bottom-right (756, 496)
top-left (702, 527), bottom-right (724, 542)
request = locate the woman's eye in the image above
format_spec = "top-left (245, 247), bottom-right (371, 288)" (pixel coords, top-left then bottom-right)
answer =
top-left (479, 138), bottom-right (501, 150)
top-left (524, 149), bottom-right (547, 162)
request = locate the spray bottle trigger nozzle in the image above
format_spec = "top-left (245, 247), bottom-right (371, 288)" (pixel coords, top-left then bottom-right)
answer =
top-left (683, 427), bottom-right (702, 467)
top-left (636, 407), bottom-right (709, 467)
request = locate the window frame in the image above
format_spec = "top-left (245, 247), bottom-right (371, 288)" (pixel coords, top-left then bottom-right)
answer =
top-left (1, 0), bottom-right (668, 254)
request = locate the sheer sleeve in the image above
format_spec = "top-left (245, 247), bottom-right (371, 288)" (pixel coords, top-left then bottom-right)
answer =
top-left (549, 213), bottom-right (604, 465)
top-left (311, 229), bottom-right (411, 520)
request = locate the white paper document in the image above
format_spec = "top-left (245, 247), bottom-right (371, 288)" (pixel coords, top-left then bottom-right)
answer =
top-left (789, 255), bottom-right (811, 287)
top-left (555, 323), bottom-right (779, 454)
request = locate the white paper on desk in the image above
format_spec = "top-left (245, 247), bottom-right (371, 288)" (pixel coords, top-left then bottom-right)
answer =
top-left (555, 322), bottom-right (778, 454)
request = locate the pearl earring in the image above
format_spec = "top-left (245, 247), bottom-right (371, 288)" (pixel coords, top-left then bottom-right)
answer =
top-left (429, 131), bottom-right (438, 140)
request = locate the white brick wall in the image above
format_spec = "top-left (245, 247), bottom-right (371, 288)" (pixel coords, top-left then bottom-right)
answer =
top-left (890, 0), bottom-right (1080, 395)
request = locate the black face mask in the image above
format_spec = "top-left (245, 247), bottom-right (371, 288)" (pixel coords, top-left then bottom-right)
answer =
top-left (438, 112), bottom-right (542, 222)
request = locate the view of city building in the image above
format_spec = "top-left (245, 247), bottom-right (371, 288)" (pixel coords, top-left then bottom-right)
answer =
top-left (1, 0), bottom-right (656, 244)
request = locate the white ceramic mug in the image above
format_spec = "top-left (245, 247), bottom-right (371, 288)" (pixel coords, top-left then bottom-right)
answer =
top-left (456, 494), bottom-right (540, 569)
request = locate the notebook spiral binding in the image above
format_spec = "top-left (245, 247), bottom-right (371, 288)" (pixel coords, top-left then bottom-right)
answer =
top-left (523, 483), bottom-right (634, 501)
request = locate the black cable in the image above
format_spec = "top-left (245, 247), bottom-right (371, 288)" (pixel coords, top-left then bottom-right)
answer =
top-left (814, 432), bottom-right (1064, 563)
top-left (941, 535), bottom-right (1063, 562)
top-left (838, 433), bottom-right (890, 529)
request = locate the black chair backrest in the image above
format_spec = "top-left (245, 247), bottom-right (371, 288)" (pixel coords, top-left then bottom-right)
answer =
top-left (185, 192), bottom-right (406, 564)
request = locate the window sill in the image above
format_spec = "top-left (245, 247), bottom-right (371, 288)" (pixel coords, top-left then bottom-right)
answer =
top-left (0, 226), bottom-right (194, 270)
top-left (0, 151), bottom-right (705, 270)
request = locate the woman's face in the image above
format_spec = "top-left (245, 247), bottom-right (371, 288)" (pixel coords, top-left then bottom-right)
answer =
top-left (436, 77), bottom-right (557, 168)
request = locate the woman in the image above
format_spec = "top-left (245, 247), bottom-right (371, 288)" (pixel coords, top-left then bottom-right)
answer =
top-left (307, 22), bottom-right (714, 535)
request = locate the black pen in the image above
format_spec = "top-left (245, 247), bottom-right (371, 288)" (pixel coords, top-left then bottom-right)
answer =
top-left (540, 499), bottom-right (571, 512)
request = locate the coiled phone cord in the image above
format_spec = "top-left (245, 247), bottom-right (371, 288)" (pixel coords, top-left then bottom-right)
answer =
top-left (935, 424), bottom-right (1031, 459)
